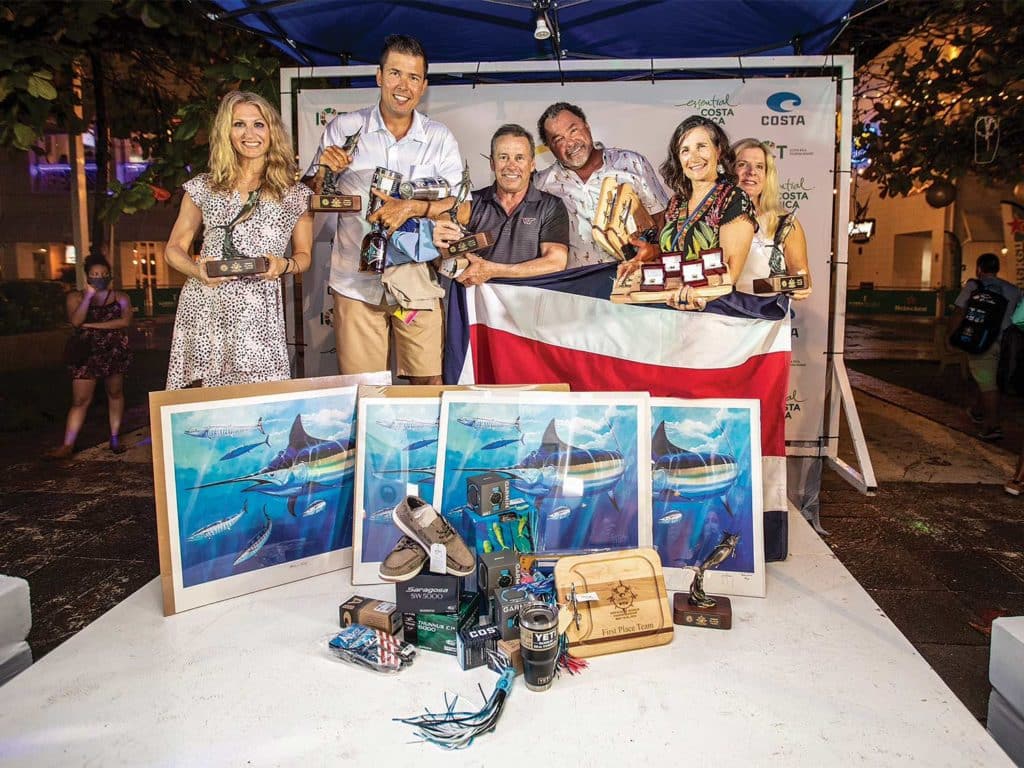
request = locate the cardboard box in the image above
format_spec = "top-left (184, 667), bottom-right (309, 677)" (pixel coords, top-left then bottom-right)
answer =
top-left (339, 595), bottom-right (401, 635)
top-left (402, 593), bottom-right (481, 656)
top-left (457, 622), bottom-right (501, 670)
top-left (494, 587), bottom-right (531, 641)
top-left (487, 638), bottom-right (523, 676)
top-left (478, 550), bottom-right (520, 597)
top-left (395, 572), bottom-right (461, 615)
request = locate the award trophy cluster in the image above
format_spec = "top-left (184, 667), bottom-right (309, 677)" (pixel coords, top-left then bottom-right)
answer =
top-left (359, 166), bottom-right (403, 274)
top-left (434, 162), bottom-right (492, 281)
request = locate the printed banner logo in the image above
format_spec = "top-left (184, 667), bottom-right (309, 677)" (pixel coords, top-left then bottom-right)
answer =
top-left (779, 177), bottom-right (814, 211)
top-left (763, 92), bottom-right (805, 126)
top-left (674, 94), bottom-right (737, 125)
top-left (763, 139), bottom-right (813, 160)
top-left (785, 389), bottom-right (806, 419)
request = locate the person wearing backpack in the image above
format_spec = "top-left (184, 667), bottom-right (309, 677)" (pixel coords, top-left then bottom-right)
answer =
top-left (948, 253), bottom-right (1020, 441)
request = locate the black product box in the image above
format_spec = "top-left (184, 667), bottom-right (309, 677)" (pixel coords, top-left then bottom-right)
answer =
top-left (494, 587), bottom-right (531, 641)
top-left (396, 572), bottom-right (461, 615)
top-left (457, 622), bottom-right (501, 670)
top-left (402, 593), bottom-right (481, 656)
top-left (478, 550), bottom-right (520, 597)
top-left (338, 594), bottom-right (401, 635)
top-left (466, 472), bottom-right (510, 516)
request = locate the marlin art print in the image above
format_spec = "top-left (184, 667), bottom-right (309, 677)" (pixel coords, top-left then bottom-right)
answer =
top-left (154, 376), bottom-right (383, 615)
top-left (648, 400), bottom-right (761, 584)
top-left (190, 414), bottom-right (355, 518)
top-left (435, 392), bottom-right (650, 555)
top-left (353, 396), bottom-right (443, 583)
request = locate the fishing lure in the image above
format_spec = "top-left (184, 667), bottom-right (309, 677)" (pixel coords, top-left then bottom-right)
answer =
top-left (394, 665), bottom-right (515, 749)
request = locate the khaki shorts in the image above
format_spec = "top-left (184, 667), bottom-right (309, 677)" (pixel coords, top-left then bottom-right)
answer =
top-left (967, 342), bottom-right (1000, 393)
top-left (332, 293), bottom-right (443, 377)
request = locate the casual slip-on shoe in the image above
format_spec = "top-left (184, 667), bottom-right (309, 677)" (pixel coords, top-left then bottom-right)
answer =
top-left (1004, 479), bottom-right (1024, 497)
top-left (967, 408), bottom-right (984, 424)
top-left (977, 427), bottom-right (1004, 442)
top-left (392, 495), bottom-right (475, 577)
top-left (378, 535), bottom-right (428, 582)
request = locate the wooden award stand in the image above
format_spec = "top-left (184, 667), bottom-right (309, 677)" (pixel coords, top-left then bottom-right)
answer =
top-left (672, 592), bottom-right (732, 630)
top-left (554, 548), bottom-right (673, 658)
top-left (610, 269), bottom-right (733, 305)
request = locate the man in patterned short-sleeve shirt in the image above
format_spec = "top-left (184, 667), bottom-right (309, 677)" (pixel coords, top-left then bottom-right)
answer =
top-left (535, 102), bottom-right (669, 269)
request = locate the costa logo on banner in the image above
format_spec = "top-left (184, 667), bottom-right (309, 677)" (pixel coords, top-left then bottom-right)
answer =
top-left (778, 177), bottom-right (813, 211)
top-left (763, 91), bottom-right (805, 126)
top-left (674, 93), bottom-right (737, 125)
top-left (785, 389), bottom-right (806, 420)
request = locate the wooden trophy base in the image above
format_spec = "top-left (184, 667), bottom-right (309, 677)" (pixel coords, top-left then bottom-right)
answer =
top-left (447, 231), bottom-right (492, 256)
top-left (611, 272), bottom-right (733, 305)
top-left (204, 257), bottom-right (269, 278)
top-left (310, 194), bottom-right (361, 213)
top-left (752, 274), bottom-right (808, 294)
top-left (672, 592), bottom-right (731, 630)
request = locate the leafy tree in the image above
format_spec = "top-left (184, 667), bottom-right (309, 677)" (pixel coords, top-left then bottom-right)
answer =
top-left (847, 0), bottom-right (1024, 197)
top-left (0, 0), bottom-right (284, 255)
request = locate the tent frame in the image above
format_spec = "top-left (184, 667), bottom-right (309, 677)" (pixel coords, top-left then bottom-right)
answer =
top-left (280, 54), bottom-right (876, 495)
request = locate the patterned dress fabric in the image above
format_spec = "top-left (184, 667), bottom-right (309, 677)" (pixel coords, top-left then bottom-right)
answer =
top-left (659, 181), bottom-right (756, 262)
top-left (68, 293), bottom-right (132, 380)
top-left (166, 174), bottom-right (312, 390)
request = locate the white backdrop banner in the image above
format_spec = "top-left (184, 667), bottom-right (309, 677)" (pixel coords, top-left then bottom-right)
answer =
top-left (295, 76), bottom-right (835, 445)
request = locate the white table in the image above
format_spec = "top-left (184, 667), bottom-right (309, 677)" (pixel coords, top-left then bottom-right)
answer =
top-left (0, 510), bottom-right (1011, 767)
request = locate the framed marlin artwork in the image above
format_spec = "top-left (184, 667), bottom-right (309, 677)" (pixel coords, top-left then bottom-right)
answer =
top-left (435, 391), bottom-right (651, 554)
top-left (649, 398), bottom-right (766, 598)
top-left (151, 372), bottom-right (390, 615)
top-left (352, 395), bottom-right (442, 584)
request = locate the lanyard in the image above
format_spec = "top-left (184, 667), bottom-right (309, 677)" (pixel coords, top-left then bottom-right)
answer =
top-left (667, 183), bottom-right (719, 253)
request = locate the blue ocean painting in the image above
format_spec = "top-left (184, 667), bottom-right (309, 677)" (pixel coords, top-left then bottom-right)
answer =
top-left (439, 400), bottom-right (641, 552)
top-left (650, 404), bottom-right (756, 573)
top-left (169, 391), bottom-right (357, 588)
top-left (360, 400), bottom-right (440, 563)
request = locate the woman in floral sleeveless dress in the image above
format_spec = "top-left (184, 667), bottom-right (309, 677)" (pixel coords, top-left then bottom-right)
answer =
top-left (617, 115), bottom-right (756, 312)
top-left (47, 255), bottom-right (134, 458)
top-left (164, 91), bottom-right (313, 389)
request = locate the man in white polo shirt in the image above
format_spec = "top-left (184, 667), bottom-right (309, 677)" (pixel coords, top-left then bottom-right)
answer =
top-left (535, 102), bottom-right (669, 269)
top-left (304, 35), bottom-right (463, 384)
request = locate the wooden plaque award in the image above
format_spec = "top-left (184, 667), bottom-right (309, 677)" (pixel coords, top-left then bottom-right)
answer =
top-left (554, 548), bottom-right (673, 658)
top-left (610, 268), bottom-right (733, 305)
top-left (204, 257), bottom-right (270, 278)
top-left (752, 274), bottom-right (809, 294)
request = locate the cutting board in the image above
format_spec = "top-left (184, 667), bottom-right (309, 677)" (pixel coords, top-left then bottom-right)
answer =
top-left (554, 548), bottom-right (673, 657)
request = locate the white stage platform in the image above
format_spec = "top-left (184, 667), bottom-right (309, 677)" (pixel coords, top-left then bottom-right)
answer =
top-left (0, 510), bottom-right (1012, 767)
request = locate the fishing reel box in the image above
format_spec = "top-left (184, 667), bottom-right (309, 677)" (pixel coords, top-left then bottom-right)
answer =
top-left (466, 473), bottom-right (510, 517)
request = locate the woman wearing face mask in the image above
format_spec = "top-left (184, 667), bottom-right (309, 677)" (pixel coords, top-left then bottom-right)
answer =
top-left (47, 255), bottom-right (134, 458)
top-left (731, 138), bottom-right (812, 300)
top-left (164, 90), bottom-right (312, 389)
top-left (618, 115), bottom-right (756, 311)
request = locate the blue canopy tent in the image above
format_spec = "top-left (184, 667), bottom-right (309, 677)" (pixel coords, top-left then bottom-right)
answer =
top-left (207, 0), bottom-right (864, 66)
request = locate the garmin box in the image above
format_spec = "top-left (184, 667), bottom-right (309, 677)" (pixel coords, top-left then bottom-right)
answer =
top-left (457, 622), bottom-right (501, 670)
top-left (478, 550), bottom-right (520, 597)
top-left (339, 594), bottom-right (401, 635)
top-left (494, 587), bottom-right (532, 641)
top-left (395, 573), bottom-right (461, 615)
top-left (402, 593), bottom-right (481, 656)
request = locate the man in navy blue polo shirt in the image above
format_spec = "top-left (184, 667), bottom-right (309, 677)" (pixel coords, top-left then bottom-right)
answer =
top-left (431, 124), bottom-right (569, 286)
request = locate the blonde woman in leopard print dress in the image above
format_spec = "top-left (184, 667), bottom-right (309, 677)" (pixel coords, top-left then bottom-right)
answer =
top-left (164, 91), bottom-right (313, 389)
